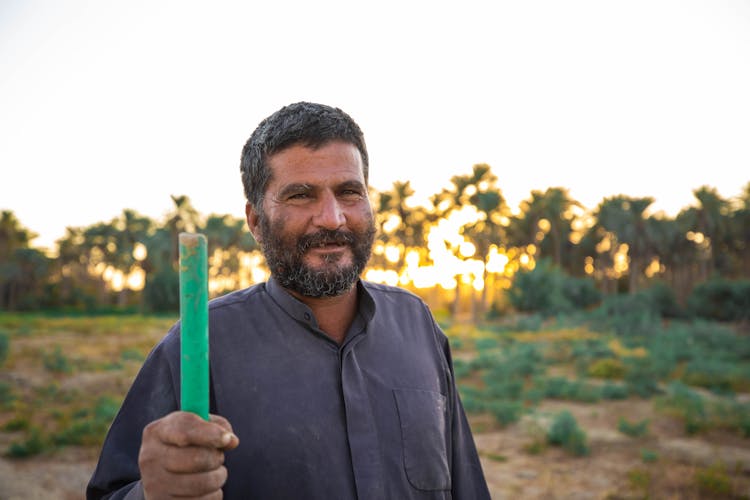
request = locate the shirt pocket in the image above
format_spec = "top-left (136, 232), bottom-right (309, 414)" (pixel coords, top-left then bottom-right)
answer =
top-left (393, 388), bottom-right (451, 491)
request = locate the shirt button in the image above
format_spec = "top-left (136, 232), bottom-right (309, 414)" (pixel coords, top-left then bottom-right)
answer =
top-left (304, 313), bottom-right (311, 320)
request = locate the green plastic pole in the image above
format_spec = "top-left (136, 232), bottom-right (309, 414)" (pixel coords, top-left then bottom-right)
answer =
top-left (179, 232), bottom-right (209, 420)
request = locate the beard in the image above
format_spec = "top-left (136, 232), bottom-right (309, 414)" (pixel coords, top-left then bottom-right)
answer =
top-left (257, 212), bottom-right (376, 298)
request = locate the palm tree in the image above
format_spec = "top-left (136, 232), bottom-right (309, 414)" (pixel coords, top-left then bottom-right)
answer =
top-left (200, 213), bottom-right (259, 294)
top-left (460, 165), bottom-right (510, 318)
top-left (431, 164), bottom-right (509, 319)
top-left (649, 215), bottom-right (699, 304)
top-left (728, 182), bottom-right (750, 278)
top-left (0, 210), bottom-right (35, 260)
top-left (507, 187), bottom-right (581, 273)
top-left (374, 180), bottom-right (433, 276)
top-left (687, 186), bottom-right (732, 280)
top-left (165, 194), bottom-right (202, 265)
top-left (56, 226), bottom-right (104, 309)
top-left (582, 195), bottom-right (656, 294)
top-left (0, 211), bottom-right (48, 310)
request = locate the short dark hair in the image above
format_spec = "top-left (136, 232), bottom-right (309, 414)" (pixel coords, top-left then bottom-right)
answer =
top-left (240, 102), bottom-right (369, 208)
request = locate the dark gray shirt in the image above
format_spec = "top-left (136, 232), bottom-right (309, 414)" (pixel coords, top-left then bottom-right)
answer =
top-left (87, 279), bottom-right (490, 499)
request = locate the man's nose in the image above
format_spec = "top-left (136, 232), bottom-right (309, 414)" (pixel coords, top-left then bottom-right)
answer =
top-left (313, 193), bottom-right (346, 229)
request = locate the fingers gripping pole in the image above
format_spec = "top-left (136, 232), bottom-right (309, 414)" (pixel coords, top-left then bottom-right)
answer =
top-left (179, 232), bottom-right (209, 420)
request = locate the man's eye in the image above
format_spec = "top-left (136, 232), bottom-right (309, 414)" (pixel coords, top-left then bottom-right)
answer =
top-left (288, 193), bottom-right (309, 200)
top-left (341, 190), bottom-right (363, 198)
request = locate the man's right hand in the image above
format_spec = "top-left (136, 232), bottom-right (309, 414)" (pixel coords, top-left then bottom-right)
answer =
top-left (138, 411), bottom-right (240, 499)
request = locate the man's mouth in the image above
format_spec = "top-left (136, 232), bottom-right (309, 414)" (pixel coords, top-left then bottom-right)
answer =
top-left (307, 242), bottom-right (347, 253)
top-left (299, 231), bottom-right (354, 252)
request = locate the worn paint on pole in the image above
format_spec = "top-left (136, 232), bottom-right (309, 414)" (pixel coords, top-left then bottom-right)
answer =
top-left (178, 232), bottom-right (209, 420)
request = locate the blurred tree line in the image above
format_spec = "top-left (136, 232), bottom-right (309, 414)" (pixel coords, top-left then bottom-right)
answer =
top-left (1, 167), bottom-right (749, 320)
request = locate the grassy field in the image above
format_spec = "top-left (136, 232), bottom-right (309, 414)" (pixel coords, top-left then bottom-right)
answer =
top-left (0, 313), bottom-right (749, 498)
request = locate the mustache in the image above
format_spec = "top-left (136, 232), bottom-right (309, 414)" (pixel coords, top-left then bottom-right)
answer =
top-left (297, 230), bottom-right (355, 252)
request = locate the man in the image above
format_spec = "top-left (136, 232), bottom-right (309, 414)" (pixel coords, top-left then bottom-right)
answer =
top-left (87, 102), bottom-right (490, 499)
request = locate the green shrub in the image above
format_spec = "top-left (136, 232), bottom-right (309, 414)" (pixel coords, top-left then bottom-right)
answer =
top-left (600, 383), bottom-right (629, 400)
top-left (647, 327), bottom-right (695, 366)
top-left (627, 467), bottom-right (652, 492)
top-left (120, 348), bottom-right (145, 362)
top-left (683, 320), bottom-right (750, 361)
top-left (735, 403), bottom-right (750, 438)
top-left (658, 382), bottom-right (706, 434)
top-left (642, 282), bottom-right (683, 318)
top-left (485, 378), bottom-right (524, 400)
top-left (550, 378), bottom-right (603, 403)
top-left (452, 359), bottom-right (472, 379)
top-left (53, 396), bottom-right (120, 447)
top-left (486, 400), bottom-right (524, 426)
top-left (508, 259), bottom-right (600, 316)
top-left (695, 465), bottom-right (732, 496)
top-left (617, 417), bottom-right (649, 438)
top-left (0, 331), bottom-right (9, 366)
top-left (590, 292), bottom-right (663, 336)
top-left (42, 346), bottom-right (72, 374)
top-left (541, 377), bottom-right (569, 399)
top-left (547, 410), bottom-right (589, 456)
top-left (704, 398), bottom-right (750, 437)
top-left (0, 382), bottom-right (16, 408)
top-left (640, 448), bottom-right (658, 463)
top-left (687, 278), bottom-right (750, 322)
top-left (540, 377), bottom-right (602, 402)
top-left (3, 416), bottom-right (30, 432)
top-left (142, 267), bottom-right (180, 313)
top-left (6, 428), bottom-right (46, 458)
top-left (474, 337), bottom-right (499, 351)
top-left (512, 314), bottom-right (544, 332)
top-left (623, 357), bottom-right (664, 398)
top-left (449, 337), bottom-right (464, 351)
top-left (682, 358), bottom-right (748, 395)
top-left (561, 275), bottom-right (602, 311)
top-left (588, 358), bottom-right (625, 379)
top-left (571, 339), bottom-right (611, 360)
top-left (457, 385), bottom-right (486, 414)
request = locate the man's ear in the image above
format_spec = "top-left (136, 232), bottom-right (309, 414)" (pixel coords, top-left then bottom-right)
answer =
top-left (245, 202), bottom-right (262, 244)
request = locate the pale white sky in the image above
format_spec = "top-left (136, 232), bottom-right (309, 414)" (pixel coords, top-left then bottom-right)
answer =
top-left (2, 0), bottom-right (749, 250)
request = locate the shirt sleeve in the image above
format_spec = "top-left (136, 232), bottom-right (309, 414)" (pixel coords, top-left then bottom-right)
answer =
top-left (86, 331), bottom-right (180, 500)
top-left (436, 324), bottom-right (492, 499)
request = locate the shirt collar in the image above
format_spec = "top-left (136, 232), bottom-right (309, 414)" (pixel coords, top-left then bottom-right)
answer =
top-left (265, 277), bottom-right (376, 328)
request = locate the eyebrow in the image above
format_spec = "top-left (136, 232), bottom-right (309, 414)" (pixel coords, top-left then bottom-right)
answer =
top-left (277, 183), bottom-right (313, 198)
top-left (337, 180), bottom-right (367, 192)
top-left (277, 180), bottom-right (366, 198)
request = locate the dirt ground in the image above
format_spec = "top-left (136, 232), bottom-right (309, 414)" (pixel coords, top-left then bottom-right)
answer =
top-left (1, 321), bottom-right (749, 499)
top-left (1, 398), bottom-right (749, 499)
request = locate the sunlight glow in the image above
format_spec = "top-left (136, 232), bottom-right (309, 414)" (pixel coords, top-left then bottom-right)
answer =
top-left (127, 268), bottom-right (145, 290)
top-left (365, 269), bottom-right (400, 286)
top-left (644, 258), bottom-right (662, 278)
top-left (596, 233), bottom-right (613, 253)
top-left (382, 215), bottom-right (401, 234)
top-left (459, 241), bottom-right (476, 258)
top-left (584, 256), bottom-right (594, 275)
top-left (613, 244), bottom-right (630, 275)
top-left (384, 245), bottom-right (401, 263)
top-left (687, 231), bottom-right (706, 245)
top-left (133, 242), bottom-right (147, 261)
top-left (485, 247), bottom-right (509, 274)
top-left (110, 269), bottom-right (124, 291)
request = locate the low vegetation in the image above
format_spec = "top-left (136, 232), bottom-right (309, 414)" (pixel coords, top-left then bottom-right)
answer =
top-left (0, 314), bottom-right (174, 457)
top-left (0, 309), bottom-right (748, 497)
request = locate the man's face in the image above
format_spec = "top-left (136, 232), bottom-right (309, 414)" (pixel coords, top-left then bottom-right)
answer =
top-left (247, 141), bottom-right (376, 298)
